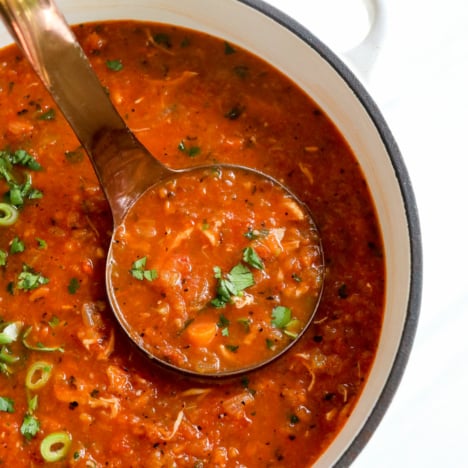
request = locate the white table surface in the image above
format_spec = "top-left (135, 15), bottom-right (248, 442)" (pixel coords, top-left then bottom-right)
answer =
top-left (265, 0), bottom-right (468, 466)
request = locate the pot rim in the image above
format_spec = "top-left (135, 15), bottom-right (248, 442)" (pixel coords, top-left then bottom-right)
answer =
top-left (237, 0), bottom-right (422, 465)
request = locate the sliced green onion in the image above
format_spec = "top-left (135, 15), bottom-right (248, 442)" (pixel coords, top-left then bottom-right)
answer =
top-left (22, 326), bottom-right (64, 353)
top-left (0, 345), bottom-right (19, 364)
top-left (40, 431), bottom-right (72, 462)
top-left (0, 322), bottom-right (23, 344)
top-left (0, 203), bottom-right (18, 226)
top-left (25, 361), bottom-right (53, 390)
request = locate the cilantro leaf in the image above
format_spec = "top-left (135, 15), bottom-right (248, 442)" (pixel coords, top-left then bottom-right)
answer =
top-left (106, 59), bottom-right (123, 71)
top-left (10, 236), bottom-right (25, 254)
top-left (37, 108), bottom-right (56, 121)
top-left (227, 264), bottom-right (254, 291)
top-left (130, 257), bottom-right (158, 281)
top-left (218, 314), bottom-right (230, 336)
top-left (211, 263), bottom-right (254, 308)
top-left (10, 149), bottom-right (42, 171)
top-left (225, 344), bottom-right (239, 352)
top-left (20, 414), bottom-right (40, 440)
top-left (67, 277), bottom-right (80, 294)
top-left (271, 306), bottom-right (292, 329)
top-left (0, 396), bottom-right (14, 413)
top-left (242, 247), bottom-right (264, 270)
top-left (36, 238), bottom-right (47, 249)
top-left (17, 265), bottom-right (49, 291)
top-left (178, 139), bottom-right (201, 157)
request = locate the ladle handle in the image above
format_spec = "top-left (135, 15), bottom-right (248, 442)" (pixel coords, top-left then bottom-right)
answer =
top-left (0, 0), bottom-right (167, 225)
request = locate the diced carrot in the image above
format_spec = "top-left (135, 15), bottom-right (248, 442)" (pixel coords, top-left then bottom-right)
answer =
top-left (186, 321), bottom-right (217, 347)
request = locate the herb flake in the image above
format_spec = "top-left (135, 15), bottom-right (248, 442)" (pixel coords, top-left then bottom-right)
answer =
top-left (106, 59), bottom-right (123, 71)
top-left (20, 414), bottom-right (40, 440)
top-left (130, 257), bottom-right (158, 281)
top-left (0, 396), bottom-right (14, 413)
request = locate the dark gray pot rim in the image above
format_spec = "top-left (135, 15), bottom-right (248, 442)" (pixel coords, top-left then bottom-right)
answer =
top-left (237, 0), bottom-right (423, 466)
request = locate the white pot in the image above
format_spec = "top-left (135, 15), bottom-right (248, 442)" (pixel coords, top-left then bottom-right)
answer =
top-left (0, 1), bottom-right (422, 466)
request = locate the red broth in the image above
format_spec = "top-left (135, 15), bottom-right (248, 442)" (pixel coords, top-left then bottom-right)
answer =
top-left (0, 21), bottom-right (385, 466)
top-left (109, 167), bottom-right (323, 374)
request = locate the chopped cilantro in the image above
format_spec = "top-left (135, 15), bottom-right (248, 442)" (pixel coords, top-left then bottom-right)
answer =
top-left (17, 264), bottom-right (49, 291)
top-left (242, 246), bottom-right (264, 270)
top-left (28, 394), bottom-right (38, 413)
top-left (237, 317), bottom-right (251, 332)
top-left (37, 108), bottom-right (55, 121)
top-left (10, 236), bottom-right (25, 254)
top-left (217, 314), bottom-right (230, 328)
top-left (106, 59), bottom-right (123, 71)
top-left (9, 149), bottom-right (42, 171)
top-left (228, 264), bottom-right (255, 291)
top-left (271, 306), bottom-right (292, 329)
top-left (178, 139), bottom-right (201, 157)
top-left (266, 338), bottom-right (275, 349)
top-left (36, 238), bottom-right (47, 249)
top-left (241, 377), bottom-right (257, 395)
top-left (20, 414), bottom-right (40, 440)
top-left (211, 263), bottom-right (254, 308)
top-left (65, 147), bottom-right (84, 164)
top-left (290, 414), bottom-right (300, 425)
top-left (67, 277), bottom-right (80, 294)
top-left (217, 313), bottom-right (234, 336)
top-left (225, 344), bottom-right (239, 353)
top-left (0, 396), bottom-right (14, 413)
top-left (6, 173), bottom-right (43, 207)
top-left (48, 315), bottom-right (60, 327)
top-left (224, 41), bottom-right (236, 55)
top-left (130, 257), bottom-right (158, 281)
top-left (153, 33), bottom-right (172, 48)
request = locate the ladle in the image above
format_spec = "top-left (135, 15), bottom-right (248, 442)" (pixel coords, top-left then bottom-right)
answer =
top-left (0, 0), bottom-right (324, 378)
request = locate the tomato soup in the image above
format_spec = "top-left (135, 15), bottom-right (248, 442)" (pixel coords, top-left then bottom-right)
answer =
top-left (0, 21), bottom-right (385, 466)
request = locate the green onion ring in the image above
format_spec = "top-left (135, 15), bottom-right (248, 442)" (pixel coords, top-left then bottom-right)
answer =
top-left (0, 203), bottom-right (18, 226)
top-left (25, 361), bottom-right (53, 390)
top-left (40, 431), bottom-right (72, 462)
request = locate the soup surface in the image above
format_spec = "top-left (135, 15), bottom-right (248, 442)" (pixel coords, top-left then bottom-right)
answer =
top-left (0, 21), bottom-right (384, 466)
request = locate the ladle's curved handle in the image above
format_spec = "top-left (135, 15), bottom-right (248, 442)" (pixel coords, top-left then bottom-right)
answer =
top-left (0, 0), bottom-right (166, 225)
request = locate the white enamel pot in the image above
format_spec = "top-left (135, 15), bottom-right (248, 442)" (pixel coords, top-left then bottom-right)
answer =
top-left (0, 1), bottom-right (422, 466)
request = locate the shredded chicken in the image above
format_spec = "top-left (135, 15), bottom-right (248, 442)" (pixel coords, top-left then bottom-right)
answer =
top-left (159, 410), bottom-right (185, 441)
top-left (88, 396), bottom-right (121, 419)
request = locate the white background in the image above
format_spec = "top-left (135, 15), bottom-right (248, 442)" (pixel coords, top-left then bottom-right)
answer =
top-left (265, 0), bottom-right (468, 466)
